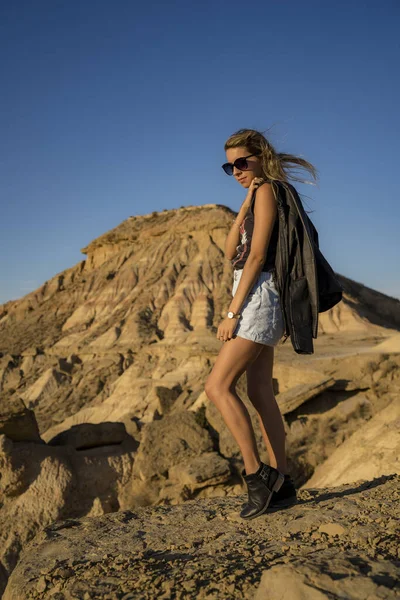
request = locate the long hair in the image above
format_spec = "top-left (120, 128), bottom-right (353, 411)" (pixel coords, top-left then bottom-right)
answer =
top-left (224, 128), bottom-right (318, 187)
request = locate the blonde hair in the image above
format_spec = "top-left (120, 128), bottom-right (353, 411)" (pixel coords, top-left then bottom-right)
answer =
top-left (224, 127), bottom-right (318, 186)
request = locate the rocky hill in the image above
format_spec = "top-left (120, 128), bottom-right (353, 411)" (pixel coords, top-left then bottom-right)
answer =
top-left (1, 204), bottom-right (399, 597)
top-left (0, 205), bottom-right (399, 436)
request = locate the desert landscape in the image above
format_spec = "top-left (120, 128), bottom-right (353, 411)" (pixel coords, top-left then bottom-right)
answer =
top-left (1, 205), bottom-right (399, 599)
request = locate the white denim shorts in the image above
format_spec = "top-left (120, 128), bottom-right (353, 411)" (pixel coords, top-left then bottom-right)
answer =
top-left (232, 269), bottom-right (285, 346)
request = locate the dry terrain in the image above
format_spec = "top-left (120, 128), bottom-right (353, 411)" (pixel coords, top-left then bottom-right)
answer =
top-left (1, 204), bottom-right (399, 598)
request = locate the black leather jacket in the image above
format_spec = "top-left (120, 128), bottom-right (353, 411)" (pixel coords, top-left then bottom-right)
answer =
top-left (270, 180), bottom-right (343, 354)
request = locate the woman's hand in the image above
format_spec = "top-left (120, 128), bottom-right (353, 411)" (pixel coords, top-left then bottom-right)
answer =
top-left (217, 316), bottom-right (240, 343)
top-left (241, 177), bottom-right (265, 212)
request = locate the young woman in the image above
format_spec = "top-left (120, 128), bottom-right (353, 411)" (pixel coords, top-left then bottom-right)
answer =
top-left (204, 128), bottom-right (318, 520)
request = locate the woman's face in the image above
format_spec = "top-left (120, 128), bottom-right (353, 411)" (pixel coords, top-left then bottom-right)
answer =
top-left (225, 146), bottom-right (264, 189)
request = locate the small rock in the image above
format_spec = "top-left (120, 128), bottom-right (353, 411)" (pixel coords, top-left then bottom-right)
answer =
top-left (318, 523), bottom-right (346, 537)
top-left (36, 576), bottom-right (47, 593)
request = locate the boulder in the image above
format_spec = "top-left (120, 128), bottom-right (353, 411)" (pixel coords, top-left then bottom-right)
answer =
top-left (168, 451), bottom-right (231, 491)
top-left (254, 558), bottom-right (399, 600)
top-left (132, 410), bottom-right (214, 482)
top-left (0, 398), bottom-right (43, 443)
top-left (277, 376), bottom-right (336, 415)
top-left (47, 422), bottom-right (133, 449)
top-left (0, 431), bottom-right (136, 597)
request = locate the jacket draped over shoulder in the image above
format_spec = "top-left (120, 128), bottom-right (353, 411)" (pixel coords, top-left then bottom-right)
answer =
top-left (271, 180), bottom-right (343, 355)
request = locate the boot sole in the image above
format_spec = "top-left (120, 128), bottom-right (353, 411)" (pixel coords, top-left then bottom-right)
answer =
top-left (243, 495), bottom-right (298, 512)
top-left (240, 472), bottom-right (285, 520)
top-left (268, 496), bottom-right (298, 511)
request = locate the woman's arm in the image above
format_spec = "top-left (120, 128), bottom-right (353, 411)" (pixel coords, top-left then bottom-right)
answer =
top-left (224, 209), bottom-right (246, 259)
top-left (224, 183), bottom-right (259, 259)
top-left (227, 182), bottom-right (277, 314)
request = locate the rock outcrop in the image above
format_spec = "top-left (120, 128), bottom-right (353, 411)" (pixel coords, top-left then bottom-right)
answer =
top-left (1, 205), bottom-right (400, 597)
top-left (1, 350), bottom-right (399, 597)
top-left (4, 474), bottom-right (400, 599)
top-left (303, 397), bottom-right (400, 488)
top-left (0, 205), bottom-right (399, 437)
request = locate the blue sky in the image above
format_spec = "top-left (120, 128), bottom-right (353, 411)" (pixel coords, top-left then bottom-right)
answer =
top-left (1, 0), bottom-right (399, 304)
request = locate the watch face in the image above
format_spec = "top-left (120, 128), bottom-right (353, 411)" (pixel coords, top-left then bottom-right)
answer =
top-left (228, 311), bottom-right (233, 318)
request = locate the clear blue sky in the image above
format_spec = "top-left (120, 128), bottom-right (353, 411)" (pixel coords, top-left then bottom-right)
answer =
top-left (1, 0), bottom-right (399, 304)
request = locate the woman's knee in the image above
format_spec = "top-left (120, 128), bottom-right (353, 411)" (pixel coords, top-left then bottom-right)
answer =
top-left (205, 378), bottom-right (221, 401)
top-left (205, 378), bottom-right (233, 402)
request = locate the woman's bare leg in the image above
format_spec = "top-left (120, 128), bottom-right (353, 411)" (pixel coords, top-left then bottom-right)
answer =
top-left (246, 344), bottom-right (288, 473)
top-left (204, 336), bottom-right (265, 476)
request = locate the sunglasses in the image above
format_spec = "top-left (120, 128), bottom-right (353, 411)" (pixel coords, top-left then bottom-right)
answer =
top-left (221, 153), bottom-right (261, 176)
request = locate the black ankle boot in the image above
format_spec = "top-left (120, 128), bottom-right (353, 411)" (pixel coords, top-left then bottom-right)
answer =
top-left (240, 462), bottom-right (285, 520)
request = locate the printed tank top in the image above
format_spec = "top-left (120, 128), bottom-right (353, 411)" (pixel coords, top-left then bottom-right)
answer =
top-left (231, 187), bottom-right (279, 271)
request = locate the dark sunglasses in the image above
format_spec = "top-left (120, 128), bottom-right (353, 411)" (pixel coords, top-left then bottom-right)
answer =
top-left (221, 153), bottom-right (261, 176)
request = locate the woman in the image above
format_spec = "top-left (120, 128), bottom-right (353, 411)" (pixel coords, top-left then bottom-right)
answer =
top-left (204, 128), bottom-right (318, 520)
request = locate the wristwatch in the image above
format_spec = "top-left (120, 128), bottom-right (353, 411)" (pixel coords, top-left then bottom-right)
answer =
top-left (227, 311), bottom-right (241, 319)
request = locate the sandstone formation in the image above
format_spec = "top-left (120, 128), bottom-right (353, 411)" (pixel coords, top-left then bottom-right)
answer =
top-left (4, 474), bottom-right (400, 599)
top-left (374, 332), bottom-right (400, 353)
top-left (1, 206), bottom-right (399, 436)
top-left (1, 350), bottom-right (399, 597)
top-left (303, 397), bottom-right (400, 488)
top-left (1, 205), bottom-right (399, 596)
